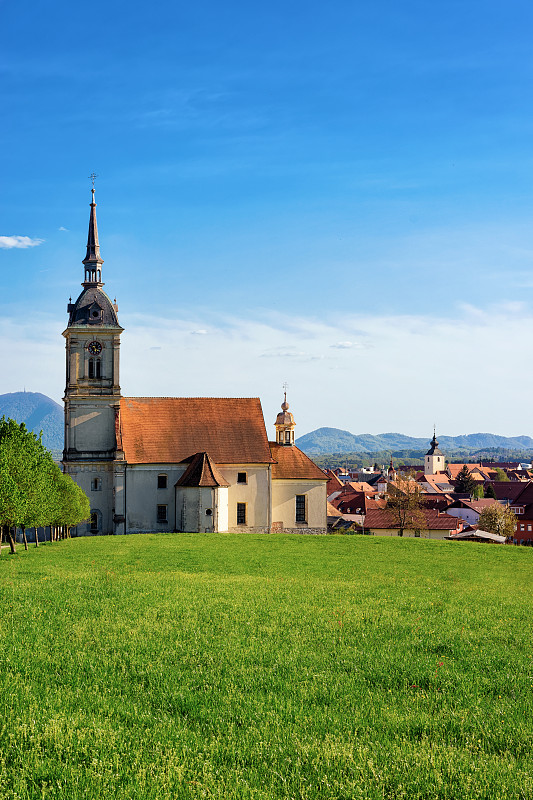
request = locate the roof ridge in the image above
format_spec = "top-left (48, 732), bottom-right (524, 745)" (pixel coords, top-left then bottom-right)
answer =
top-left (123, 396), bottom-right (262, 400)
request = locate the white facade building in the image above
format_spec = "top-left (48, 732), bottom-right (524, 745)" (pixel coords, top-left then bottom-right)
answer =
top-left (63, 191), bottom-right (327, 535)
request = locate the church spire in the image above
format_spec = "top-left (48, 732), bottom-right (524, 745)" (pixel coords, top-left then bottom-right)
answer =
top-left (82, 183), bottom-right (104, 287)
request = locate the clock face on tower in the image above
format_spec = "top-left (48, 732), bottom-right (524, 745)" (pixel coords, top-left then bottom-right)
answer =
top-left (87, 341), bottom-right (102, 355)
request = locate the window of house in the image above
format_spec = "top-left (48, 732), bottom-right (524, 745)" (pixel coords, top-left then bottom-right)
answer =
top-left (296, 495), bottom-right (306, 523)
top-left (237, 472), bottom-right (247, 484)
top-left (157, 505), bottom-right (168, 523)
top-left (237, 503), bottom-right (246, 525)
top-left (520, 523), bottom-right (525, 531)
top-left (91, 477), bottom-right (101, 491)
top-left (157, 474), bottom-right (168, 489)
top-left (285, 430), bottom-right (291, 443)
top-left (528, 525), bottom-right (532, 532)
top-left (90, 511), bottom-right (99, 533)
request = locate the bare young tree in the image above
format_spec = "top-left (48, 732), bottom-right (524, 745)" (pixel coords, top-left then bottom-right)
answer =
top-left (386, 472), bottom-right (426, 536)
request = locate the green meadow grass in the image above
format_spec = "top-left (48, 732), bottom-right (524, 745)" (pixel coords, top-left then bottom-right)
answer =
top-left (0, 534), bottom-right (531, 799)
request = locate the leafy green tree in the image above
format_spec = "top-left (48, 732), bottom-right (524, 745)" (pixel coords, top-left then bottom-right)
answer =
top-left (0, 416), bottom-right (90, 552)
top-left (494, 468), bottom-right (510, 482)
top-left (472, 485), bottom-right (484, 499)
top-left (455, 465), bottom-right (477, 495)
top-left (478, 504), bottom-right (517, 540)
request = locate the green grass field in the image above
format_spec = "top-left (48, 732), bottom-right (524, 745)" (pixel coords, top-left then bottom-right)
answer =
top-left (0, 534), bottom-right (531, 799)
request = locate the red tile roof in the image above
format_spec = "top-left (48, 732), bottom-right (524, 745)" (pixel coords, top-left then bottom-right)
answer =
top-left (327, 501), bottom-right (343, 518)
top-left (175, 452), bottom-right (230, 488)
top-left (120, 397), bottom-right (274, 465)
top-left (269, 443), bottom-right (328, 481)
top-left (363, 508), bottom-right (462, 531)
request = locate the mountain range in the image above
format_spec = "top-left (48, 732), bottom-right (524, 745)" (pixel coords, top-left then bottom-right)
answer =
top-left (0, 392), bottom-right (63, 451)
top-left (2, 393), bottom-right (533, 459)
top-left (295, 427), bottom-right (533, 455)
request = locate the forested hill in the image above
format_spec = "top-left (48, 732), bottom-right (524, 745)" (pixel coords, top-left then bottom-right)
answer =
top-left (296, 427), bottom-right (533, 455)
top-left (0, 392), bottom-right (63, 450)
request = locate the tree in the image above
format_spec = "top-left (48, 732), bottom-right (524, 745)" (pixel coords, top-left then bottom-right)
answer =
top-left (494, 468), bottom-right (510, 482)
top-left (386, 473), bottom-right (425, 536)
top-left (472, 484), bottom-right (484, 499)
top-left (485, 483), bottom-right (497, 500)
top-left (0, 416), bottom-right (90, 552)
top-left (478, 504), bottom-right (516, 540)
top-left (455, 465), bottom-right (477, 495)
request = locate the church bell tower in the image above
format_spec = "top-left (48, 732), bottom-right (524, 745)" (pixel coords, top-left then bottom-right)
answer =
top-left (62, 187), bottom-right (124, 534)
top-left (274, 391), bottom-right (296, 446)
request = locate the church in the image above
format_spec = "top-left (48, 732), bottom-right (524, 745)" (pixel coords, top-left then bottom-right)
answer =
top-left (62, 190), bottom-right (327, 535)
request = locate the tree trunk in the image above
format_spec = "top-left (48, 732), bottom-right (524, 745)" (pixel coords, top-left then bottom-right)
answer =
top-left (21, 525), bottom-right (28, 551)
top-left (5, 526), bottom-right (16, 554)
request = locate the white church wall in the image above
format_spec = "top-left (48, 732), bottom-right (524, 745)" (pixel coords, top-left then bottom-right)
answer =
top-left (125, 464), bottom-right (187, 533)
top-left (66, 462), bottom-right (114, 535)
top-left (222, 464), bottom-right (270, 532)
top-left (271, 480), bottom-right (327, 534)
top-left (175, 486), bottom-right (216, 532)
top-left (215, 487), bottom-right (229, 532)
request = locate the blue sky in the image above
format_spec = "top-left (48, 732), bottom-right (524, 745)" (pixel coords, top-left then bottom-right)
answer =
top-left (2, 0), bottom-right (533, 437)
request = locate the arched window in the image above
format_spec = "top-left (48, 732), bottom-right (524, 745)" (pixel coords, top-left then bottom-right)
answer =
top-left (90, 510), bottom-right (101, 534)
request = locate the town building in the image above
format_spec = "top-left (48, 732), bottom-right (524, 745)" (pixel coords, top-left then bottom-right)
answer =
top-left (62, 190), bottom-right (327, 535)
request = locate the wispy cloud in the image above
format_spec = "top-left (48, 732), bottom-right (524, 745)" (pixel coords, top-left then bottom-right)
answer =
top-left (3, 304), bottom-right (533, 439)
top-left (0, 235), bottom-right (44, 249)
top-left (58, 226), bottom-right (68, 232)
top-left (190, 329), bottom-right (208, 335)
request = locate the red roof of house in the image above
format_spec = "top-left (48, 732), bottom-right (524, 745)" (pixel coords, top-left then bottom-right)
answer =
top-left (363, 508), bottom-right (462, 531)
top-left (175, 452), bottom-right (230, 488)
top-left (269, 443), bottom-right (327, 480)
top-left (120, 397), bottom-right (274, 465)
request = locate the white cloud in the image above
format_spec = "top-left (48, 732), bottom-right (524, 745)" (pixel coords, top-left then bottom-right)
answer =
top-left (58, 226), bottom-right (68, 232)
top-left (0, 235), bottom-right (44, 249)
top-left (3, 304), bottom-right (533, 441)
top-left (331, 341), bottom-right (353, 349)
top-left (190, 329), bottom-right (208, 335)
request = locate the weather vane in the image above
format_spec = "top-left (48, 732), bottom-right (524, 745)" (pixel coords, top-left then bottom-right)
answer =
top-left (88, 172), bottom-right (98, 189)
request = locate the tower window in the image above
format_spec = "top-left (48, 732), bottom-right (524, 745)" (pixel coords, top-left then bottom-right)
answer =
top-left (237, 503), bottom-right (246, 525)
top-left (157, 505), bottom-right (168, 523)
top-left (237, 472), bottom-right (247, 484)
top-left (296, 495), bottom-right (306, 523)
top-left (91, 477), bottom-right (101, 491)
top-left (88, 358), bottom-right (101, 379)
top-left (285, 431), bottom-right (291, 443)
top-left (157, 474), bottom-right (168, 489)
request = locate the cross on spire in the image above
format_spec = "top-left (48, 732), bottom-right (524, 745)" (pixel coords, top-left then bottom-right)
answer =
top-left (89, 172), bottom-right (98, 190)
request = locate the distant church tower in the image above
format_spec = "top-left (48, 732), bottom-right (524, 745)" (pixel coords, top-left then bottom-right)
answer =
top-left (275, 391), bottom-right (296, 446)
top-left (424, 429), bottom-right (445, 475)
top-left (62, 188), bottom-right (124, 535)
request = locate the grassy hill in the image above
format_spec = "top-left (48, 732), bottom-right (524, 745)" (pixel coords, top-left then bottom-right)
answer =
top-left (0, 534), bottom-right (531, 799)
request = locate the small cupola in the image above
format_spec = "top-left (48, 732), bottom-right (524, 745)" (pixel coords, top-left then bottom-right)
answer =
top-left (275, 391), bottom-right (296, 446)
